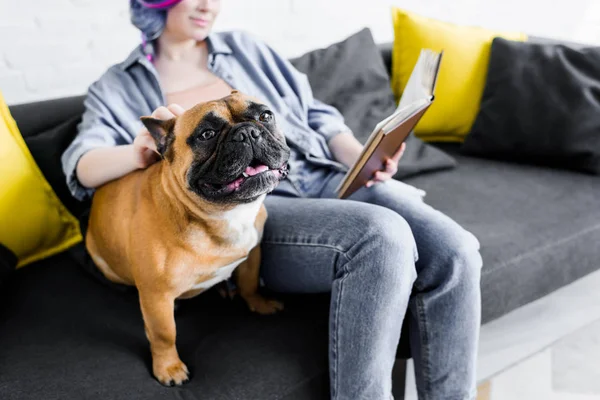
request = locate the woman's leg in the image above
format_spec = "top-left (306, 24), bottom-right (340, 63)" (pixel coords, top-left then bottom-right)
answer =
top-left (321, 173), bottom-right (483, 400)
top-left (260, 195), bottom-right (418, 400)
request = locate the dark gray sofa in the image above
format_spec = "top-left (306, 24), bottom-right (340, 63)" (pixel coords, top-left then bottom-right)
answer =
top-left (1, 44), bottom-right (599, 400)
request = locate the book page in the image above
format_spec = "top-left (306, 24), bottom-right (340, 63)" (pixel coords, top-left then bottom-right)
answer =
top-left (396, 49), bottom-right (441, 112)
top-left (382, 98), bottom-right (430, 134)
top-left (396, 51), bottom-right (427, 111)
top-left (421, 49), bottom-right (443, 97)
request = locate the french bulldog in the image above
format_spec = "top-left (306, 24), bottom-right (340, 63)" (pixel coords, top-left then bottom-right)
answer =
top-left (85, 90), bottom-right (290, 386)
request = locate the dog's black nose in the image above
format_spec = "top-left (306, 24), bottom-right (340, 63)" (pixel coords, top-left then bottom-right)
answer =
top-left (231, 125), bottom-right (261, 142)
top-left (232, 131), bottom-right (244, 142)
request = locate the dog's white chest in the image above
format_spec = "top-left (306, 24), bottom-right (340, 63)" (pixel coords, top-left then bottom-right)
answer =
top-left (191, 257), bottom-right (248, 291)
top-left (187, 195), bottom-right (265, 293)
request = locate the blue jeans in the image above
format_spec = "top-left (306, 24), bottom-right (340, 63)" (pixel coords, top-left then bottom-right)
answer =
top-left (260, 169), bottom-right (482, 400)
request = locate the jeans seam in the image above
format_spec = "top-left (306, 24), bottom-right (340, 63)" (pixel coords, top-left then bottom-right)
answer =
top-left (331, 259), bottom-right (350, 400)
top-left (263, 231), bottom-right (366, 261)
top-left (261, 239), bottom-right (347, 254)
top-left (263, 239), bottom-right (354, 400)
top-left (415, 295), bottom-right (431, 400)
top-left (263, 239), bottom-right (362, 400)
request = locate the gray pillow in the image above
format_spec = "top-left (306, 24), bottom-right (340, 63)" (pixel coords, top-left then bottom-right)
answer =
top-left (462, 37), bottom-right (600, 175)
top-left (289, 28), bottom-right (456, 179)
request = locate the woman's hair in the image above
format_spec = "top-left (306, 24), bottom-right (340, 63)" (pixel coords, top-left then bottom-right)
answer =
top-left (129, 0), bottom-right (182, 59)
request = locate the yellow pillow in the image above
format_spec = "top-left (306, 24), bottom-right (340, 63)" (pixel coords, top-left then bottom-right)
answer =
top-left (391, 7), bottom-right (527, 142)
top-left (0, 91), bottom-right (81, 268)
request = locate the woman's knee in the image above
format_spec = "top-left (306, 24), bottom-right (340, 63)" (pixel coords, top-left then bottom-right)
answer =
top-left (343, 203), bottom-right (418, 280)
top-left (435, 223), bottom-right (482, 285)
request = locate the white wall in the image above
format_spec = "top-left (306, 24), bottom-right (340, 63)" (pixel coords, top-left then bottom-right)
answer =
top-left (1, 0), bottom-right (600, 105)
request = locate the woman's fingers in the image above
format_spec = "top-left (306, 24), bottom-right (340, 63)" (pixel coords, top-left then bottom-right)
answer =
top-left (152, 104), bottom-right (185, 120)
top-left (142, 133), bottom-right (158, 152)
top-left (376, 171), bottom-right (393, 181)
top-left (134, 130), bottom-right (158, 152)
top-left (167, 103), bottom-right (185, 116)
top-left (151, 106), bottom-right (177, 120)
top-left (366, 171), bottom-right (392, 187)
top-left (390, 142), bottom-right (407, 164)
top-left (363, 145), bottom-right (405, 188)
top-left (142, 104), bottom-right (183, 156)
top-left (385, 159), bottom-right (398, 174)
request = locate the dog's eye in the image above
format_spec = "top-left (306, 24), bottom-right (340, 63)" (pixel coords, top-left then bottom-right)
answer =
top-left (259, 111), bottom-right (273, 123)
top-left (201, 130), bottom-right (217, 140)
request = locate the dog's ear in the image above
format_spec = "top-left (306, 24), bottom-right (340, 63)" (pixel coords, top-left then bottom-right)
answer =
top-left (140, 117), bottom-right (176, 158)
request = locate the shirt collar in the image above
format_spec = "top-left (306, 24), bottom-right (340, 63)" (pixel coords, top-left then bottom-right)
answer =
top-left (206, 33), bottom-right (233, 55)
top-left (119, 32), bottom-right (232, 71)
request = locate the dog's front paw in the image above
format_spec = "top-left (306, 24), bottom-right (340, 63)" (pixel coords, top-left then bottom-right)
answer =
top-left (153, 358), bottom-right (190, 387)
top-left (244, 294), bottom-right (284, 315)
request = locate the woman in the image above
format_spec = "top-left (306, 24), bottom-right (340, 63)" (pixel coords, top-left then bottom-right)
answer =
top-left (61, 1), bottom-right (483, 399)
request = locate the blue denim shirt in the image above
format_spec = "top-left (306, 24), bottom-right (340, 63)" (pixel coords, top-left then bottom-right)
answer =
top-left (61, 30), bottom-right (351, 201)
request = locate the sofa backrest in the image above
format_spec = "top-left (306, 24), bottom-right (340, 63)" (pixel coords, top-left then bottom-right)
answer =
top-left (9, 96), bottom-right (86, 139)
top-left (379, 42), bottom-right (393, 76)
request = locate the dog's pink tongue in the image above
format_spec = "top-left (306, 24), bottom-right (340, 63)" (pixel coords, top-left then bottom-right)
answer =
top-left (226, 177), bottom-right (245, 191)
top-left (245, 164), bottom-right (269, 177)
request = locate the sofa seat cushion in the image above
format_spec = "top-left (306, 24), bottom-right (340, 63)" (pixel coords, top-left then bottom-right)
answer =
top-left (0, 253), bottom-right (335, 400)
top-left (406, 145), bottom-right (600, 323)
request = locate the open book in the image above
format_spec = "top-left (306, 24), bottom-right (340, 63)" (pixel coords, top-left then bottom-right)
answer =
top-left (335, 49), bottom-right (443, 199)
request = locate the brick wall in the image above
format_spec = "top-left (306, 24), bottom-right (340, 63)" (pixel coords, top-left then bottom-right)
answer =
top-left (1, 0), bottom-right (599, 105)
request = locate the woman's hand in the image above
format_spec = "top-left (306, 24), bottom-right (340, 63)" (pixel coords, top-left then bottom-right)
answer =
top-left (133, 104), bottom-right (185, 169)
top-left (133, 129), bottom-right (160, 169)
top-left (365, 142), bottom-right (406, 188)
top-left (328, 132), bottom-right (407, 188)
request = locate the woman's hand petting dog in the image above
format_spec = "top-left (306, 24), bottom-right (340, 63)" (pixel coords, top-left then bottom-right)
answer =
top-left (133, 104), bottom-right (185, 169)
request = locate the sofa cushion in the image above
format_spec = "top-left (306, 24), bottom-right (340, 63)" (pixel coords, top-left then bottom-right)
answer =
top-left (0, 253), bottom-right (334, 400)
top-left (390, 7), bottom-right (527, 142)
top-left (462, 37), bottom-right (600, 175)
top-left (23, 116), bottom-right (91, 220)
top-left (0, 91), bottom-right (82, 268)
top-left (289, 27), bottom-right (457, 180)
top-left (406, 144), bottom-right (600, 323)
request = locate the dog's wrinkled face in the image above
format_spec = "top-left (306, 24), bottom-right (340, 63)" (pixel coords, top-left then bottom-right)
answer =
top-left (141, 91), bottom-right (290, 204)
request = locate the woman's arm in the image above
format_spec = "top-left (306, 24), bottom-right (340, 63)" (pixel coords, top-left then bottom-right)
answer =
top-left (328, 131), bottom-right (364, 168)
top-left (75, 105), bottom-right (183, 190)
top-left (75, 144), bottom-right (143, 189)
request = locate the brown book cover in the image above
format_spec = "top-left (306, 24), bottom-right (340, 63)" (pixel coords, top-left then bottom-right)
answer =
top-left (335, 49), bottom-right (443, 199)
top-left (336, 103), bottom-right (431, 199)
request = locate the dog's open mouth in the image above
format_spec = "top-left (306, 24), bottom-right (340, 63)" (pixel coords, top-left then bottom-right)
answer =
top-left (203, 159), bottom-right (289, 193)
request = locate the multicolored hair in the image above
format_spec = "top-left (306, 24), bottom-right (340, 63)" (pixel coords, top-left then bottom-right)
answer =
top-left (129, 0), bottom-right (183, 60)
